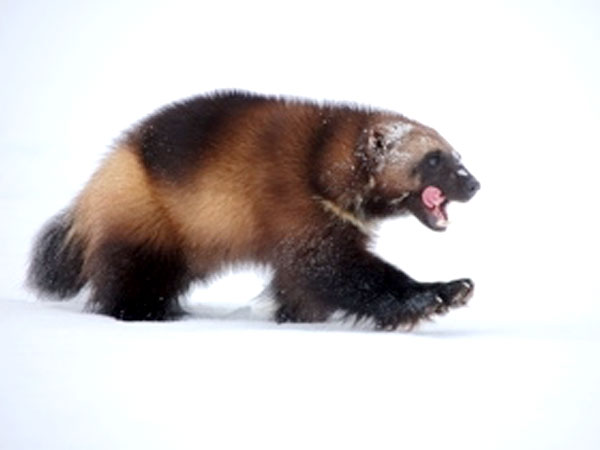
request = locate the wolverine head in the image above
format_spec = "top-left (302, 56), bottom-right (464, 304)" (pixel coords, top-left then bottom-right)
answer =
top-left (359, 118), bottom-right (480, 231)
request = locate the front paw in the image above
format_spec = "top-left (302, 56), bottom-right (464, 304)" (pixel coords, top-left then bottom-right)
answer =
top-left (433, 278), bottom-right (474, 312)
top-left (372, 279), bottom-right (474, 331)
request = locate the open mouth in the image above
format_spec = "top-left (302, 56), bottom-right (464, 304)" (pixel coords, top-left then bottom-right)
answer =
top-left (421, 185), bottom-right (449, 231)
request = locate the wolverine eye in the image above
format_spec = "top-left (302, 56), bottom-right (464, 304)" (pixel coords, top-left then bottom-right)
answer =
top-left (426, 151), bottom-right (442, 168)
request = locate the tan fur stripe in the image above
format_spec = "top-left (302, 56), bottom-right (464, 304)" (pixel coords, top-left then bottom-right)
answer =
top-left (317, 197), bottom-right (372, 235)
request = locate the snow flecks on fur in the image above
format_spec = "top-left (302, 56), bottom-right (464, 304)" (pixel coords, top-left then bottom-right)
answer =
top-left (385, 147), bottom-right (413, 168)
top-left (386, 122), bottom-right (414, 144)
top-left (368, 121), bottom-right (415, 174)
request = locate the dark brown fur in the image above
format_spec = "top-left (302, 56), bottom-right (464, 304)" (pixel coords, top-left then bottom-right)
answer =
top-left (28, 91), bottom-right (480, 328)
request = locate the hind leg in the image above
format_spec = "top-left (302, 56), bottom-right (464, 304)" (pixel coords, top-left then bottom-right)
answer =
top-left (88, 240), bottom-right (192, 321)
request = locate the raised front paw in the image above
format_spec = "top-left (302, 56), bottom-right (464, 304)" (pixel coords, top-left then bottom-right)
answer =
top-left (431, 278), bottom-right (474, 313)
top-left (374, 278), bottom-right (475, 330)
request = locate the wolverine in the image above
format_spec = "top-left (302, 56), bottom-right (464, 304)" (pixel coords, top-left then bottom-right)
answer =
top-left (28, 91), bottom-right (480, 329)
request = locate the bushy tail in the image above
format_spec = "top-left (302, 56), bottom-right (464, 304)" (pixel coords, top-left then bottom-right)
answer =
top-left (28, 211), bottom-right (87, 299)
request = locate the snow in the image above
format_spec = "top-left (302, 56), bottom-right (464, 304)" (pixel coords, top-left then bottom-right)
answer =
top-left (385, 122), bottom-right (414, 145)
top-left (1, 0), bottom-right (600, 449)
top-left (2, 298), bottom-right (599, 450)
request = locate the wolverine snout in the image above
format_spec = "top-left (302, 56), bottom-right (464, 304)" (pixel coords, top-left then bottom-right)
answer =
top-left (463, 175), bottom-right (480, 200)
top-left (454, 166), bottom-right (480, 202)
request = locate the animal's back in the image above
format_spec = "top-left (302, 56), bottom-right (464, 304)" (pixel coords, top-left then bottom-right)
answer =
top-left (112, 92), bottom-right (373, 264)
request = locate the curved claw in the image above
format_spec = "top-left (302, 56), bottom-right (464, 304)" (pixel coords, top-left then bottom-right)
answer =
top-left (441, 278), bottom-right (474, 308)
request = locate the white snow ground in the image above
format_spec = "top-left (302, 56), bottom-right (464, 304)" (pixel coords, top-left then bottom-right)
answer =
top-left (1, 1), bottom-right (599, 449)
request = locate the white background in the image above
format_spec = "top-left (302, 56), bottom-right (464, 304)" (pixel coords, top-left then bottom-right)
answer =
top-left (1, 1), bottom-right (599, 449)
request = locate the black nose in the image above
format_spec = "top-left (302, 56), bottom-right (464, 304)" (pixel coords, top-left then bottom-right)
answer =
top-left (466, 177), bottom-right (480, 197)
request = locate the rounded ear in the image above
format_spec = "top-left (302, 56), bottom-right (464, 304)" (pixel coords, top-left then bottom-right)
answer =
top-left (362, 121), bottom-right (414, 160)
top-left (365, 126), bottom-right (387, 159)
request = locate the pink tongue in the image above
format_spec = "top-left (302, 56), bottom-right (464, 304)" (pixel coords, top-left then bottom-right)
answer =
top-left (422, 186), bottom-right (445, 209)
